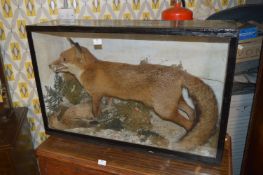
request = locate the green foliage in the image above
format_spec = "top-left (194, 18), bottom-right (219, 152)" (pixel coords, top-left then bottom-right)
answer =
top-left (138, 129), bottom-right (160, 138)
top-left (98, 117), bottom-right (124, 131)
top-left (44, 74), bottom-right (64, 115)
top-left (61, 76), bottom-right (90, 104)
top-left (138, 129), bottom-right (168, 147)
top-left (45, 73), bottom-right (91, 116)
top-left (115, 101), bottom-right (152, 132)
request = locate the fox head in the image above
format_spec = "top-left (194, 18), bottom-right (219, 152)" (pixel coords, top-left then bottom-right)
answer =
top-left (49, 38), bottom-right (96, 78)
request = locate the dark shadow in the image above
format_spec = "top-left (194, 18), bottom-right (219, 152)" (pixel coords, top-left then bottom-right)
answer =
top-left (207, 4), bottom-right (263, 23)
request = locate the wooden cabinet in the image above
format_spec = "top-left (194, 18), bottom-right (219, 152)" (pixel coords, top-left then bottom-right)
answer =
top-left (241, 37), bottom-right (263, 175)
top-left (0, 107), bottom-right (39, 175)
top-left (36, 135), bottom-right (232, 175)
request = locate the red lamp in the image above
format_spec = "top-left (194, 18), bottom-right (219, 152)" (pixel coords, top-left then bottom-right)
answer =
top-left (162, 0), bottom-right (193, 21)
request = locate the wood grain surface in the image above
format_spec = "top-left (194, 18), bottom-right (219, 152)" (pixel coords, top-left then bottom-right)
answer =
top-left (36, 135), bottom-right (232, 175)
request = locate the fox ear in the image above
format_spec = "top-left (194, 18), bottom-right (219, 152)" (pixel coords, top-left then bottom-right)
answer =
top-left (67, 38), bottom-right (75, 46)
top-left (67, 38), bottom-right (82, 53)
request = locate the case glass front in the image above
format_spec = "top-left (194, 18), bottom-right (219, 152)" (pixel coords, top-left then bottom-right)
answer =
top-left (27, 20), bottom-right (238, 164)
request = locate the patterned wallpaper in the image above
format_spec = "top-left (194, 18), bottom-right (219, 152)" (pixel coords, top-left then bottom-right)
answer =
top-left (0, 0), bottom-right (245, 147)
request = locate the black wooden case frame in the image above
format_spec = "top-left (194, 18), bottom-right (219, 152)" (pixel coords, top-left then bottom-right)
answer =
top-left (26, 20), bottom-right (239, 164)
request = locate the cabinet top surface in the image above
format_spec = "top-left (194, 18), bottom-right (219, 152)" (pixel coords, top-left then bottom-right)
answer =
top-left (26, 20), bottom-right (239, 37)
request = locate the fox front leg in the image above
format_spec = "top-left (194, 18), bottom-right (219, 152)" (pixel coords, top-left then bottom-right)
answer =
top-left (92, 95), bottom-right (102, 117)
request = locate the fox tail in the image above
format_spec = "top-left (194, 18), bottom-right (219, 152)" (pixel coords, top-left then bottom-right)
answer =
top-left (178, 73), bottom-right (218, 150)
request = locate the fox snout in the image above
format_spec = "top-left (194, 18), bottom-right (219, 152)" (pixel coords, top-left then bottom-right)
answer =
top-left (48, 64), bottom-right (57, 71)
top-left (49, 59), bottom-right (68, 73)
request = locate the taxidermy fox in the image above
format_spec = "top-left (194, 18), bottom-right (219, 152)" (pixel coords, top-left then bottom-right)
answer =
top-left (49, 38), bottom-right (218, 150)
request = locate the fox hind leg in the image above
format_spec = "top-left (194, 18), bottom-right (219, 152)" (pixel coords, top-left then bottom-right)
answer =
top-left (153, 97), bottom-right (194, 131)
top-left (178, 97), bottom-right (195, 122)
top-left (167, 110), bottom-right (194, 131)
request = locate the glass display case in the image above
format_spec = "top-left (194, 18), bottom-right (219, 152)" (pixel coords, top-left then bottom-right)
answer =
top-left (26, 20), bottom-right (239, 164)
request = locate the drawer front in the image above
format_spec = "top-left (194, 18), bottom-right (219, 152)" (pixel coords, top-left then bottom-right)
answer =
top-left (0, 151), bottom-right (12, 168)
top-left (38, 157), bottom-right (115, 175)
top-left (0, 150), bottom-right (14, 175)
top-left (0, 169), bottom-right (13, 175)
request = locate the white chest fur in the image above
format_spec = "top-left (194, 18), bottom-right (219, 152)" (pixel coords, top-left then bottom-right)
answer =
top-left (65, 63), bottom-right (84, 81)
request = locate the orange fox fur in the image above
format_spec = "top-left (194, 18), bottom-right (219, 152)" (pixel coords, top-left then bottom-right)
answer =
top-left (49, 39), bottom-right (218, 150)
